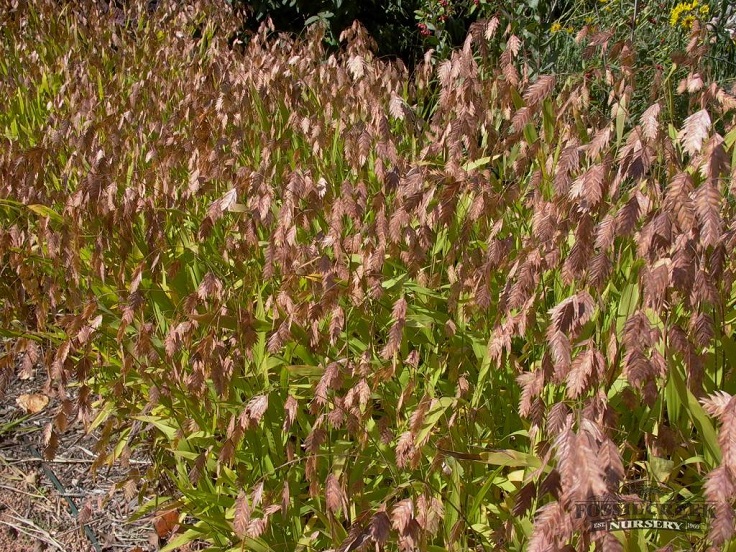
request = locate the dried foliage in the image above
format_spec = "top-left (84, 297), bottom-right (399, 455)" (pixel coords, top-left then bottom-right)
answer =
top-left (3, 1), bottom-right (736, 550)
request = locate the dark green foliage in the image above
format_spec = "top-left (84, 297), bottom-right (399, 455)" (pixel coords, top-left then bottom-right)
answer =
top-left (228, 0), bottom-right (425, 66)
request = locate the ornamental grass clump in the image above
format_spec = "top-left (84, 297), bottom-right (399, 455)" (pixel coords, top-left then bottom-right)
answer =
top-left (2, 0), bottom-right (736, 550)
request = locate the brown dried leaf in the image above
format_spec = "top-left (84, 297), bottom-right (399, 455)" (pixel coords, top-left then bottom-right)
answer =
top-left (233, 491), bottom-right (251, 538)
top-left (283, 395), bottom-right (298, 432)
top-left (16, 393), bottom-right (49, 414)
top-left (391, 499), bottom-right (414, 534)
top-left (370, 510), bottom-right (391, 544)
top-left (695, 181), bottom-right (722, 247)
top-left (523, 75), bottom-right (555, 107)
top-left (154, 509), bottom-right (179, 539)
top-left (678, 109), bottom-right (711, 156)
top-left (702, 391), bottom-right (733, 418)
top-left (326, 473), bottom-right (346, 515)
top-left (639, 103), bottom-right (660, 141)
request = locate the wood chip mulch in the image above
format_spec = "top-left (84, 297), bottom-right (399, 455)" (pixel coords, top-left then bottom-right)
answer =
top-left (0, 357), bottom-right (164, 552)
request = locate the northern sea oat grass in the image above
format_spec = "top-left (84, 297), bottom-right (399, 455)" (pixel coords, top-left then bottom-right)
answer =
top-left (2, 0), bottom-right (736, 550)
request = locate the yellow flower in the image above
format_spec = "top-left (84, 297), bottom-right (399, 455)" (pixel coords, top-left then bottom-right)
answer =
top-left (670, 3), bottom-right (688, 27)
top-left (550, 22), bottom-right (562, 34)
top-left (565, 26), bottom-right (574, 34)
top-left (670, 1), bottom-right (705, 28)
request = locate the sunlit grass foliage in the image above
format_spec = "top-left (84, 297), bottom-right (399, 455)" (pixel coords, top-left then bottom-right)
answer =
top-left (2, 1), bottom-right (736, 550)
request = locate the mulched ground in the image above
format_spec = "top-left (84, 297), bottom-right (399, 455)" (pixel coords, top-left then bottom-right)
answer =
top-left (0, 357), bottom-right (161, 552)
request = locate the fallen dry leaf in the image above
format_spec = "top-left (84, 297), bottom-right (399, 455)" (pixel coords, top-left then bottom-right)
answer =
top-left (16, 393), bottom-right (50, 414)
top-left (154, 509), bottom-right (180, 538)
